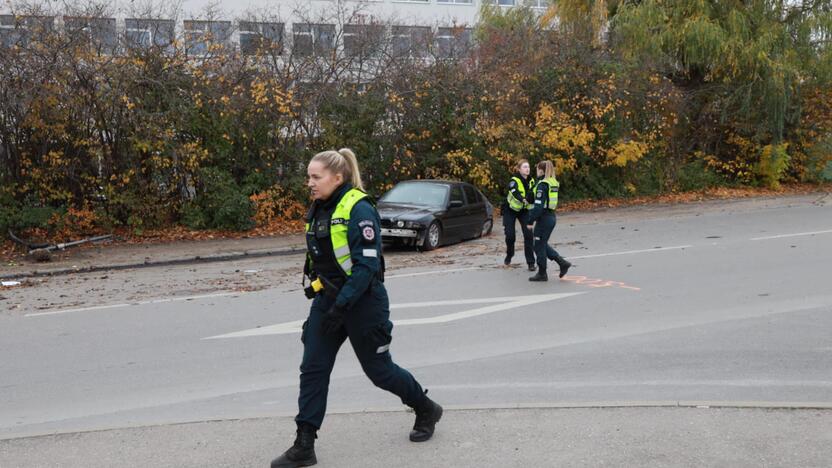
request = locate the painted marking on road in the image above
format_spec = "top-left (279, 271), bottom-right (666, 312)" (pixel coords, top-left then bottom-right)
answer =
top-left (386, 267), bottom-right (481, 279)
top-left (203, 292), bottom-right (584, 339)
top-left (25, 292), bottom-right (243, 317)
top-left (750, 229), bottom-right (832, 241)
top-left (560, 275), bottom-right (641, 291)
top-left (429, 379), bottom-right (832, 390)
top-left (391, 296), bottom-right (529, 308)
top-left (570, 245), bottom-right (692, 260)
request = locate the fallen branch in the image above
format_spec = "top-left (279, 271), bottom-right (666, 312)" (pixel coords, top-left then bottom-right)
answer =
top-left (8, 230), bottom-right (113, 262)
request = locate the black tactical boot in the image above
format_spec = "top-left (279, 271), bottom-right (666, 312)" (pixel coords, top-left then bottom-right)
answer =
top-left (528, 270), bottom-right (548, 282)
top-left (410, 393), bottom-right (443, 442)
top-left (553, 255), bottom-right (572, 278)
top-left (504, 255), bottom-right (511, 266)
top-left (271, 423), bottom-right (318, 468)
top-left (527, 263), bottom-right (536, 271)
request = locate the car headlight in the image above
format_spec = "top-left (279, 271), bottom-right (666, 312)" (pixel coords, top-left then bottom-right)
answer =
top-left (404, 221), bottom-right (421, 229)
top-left (397, 220), bottom-right (405, 228)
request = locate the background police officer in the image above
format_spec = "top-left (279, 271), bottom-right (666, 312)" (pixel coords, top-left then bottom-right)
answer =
top-left (503, 159), bottom-right (537, 270)
top-left (526, 160), bottom-right (572, 281)
top-left (271, 149), bottom-right (442, 468)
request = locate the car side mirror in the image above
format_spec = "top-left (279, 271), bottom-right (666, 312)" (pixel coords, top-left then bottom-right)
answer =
top-left (449, 200), bottom-right (464, 209)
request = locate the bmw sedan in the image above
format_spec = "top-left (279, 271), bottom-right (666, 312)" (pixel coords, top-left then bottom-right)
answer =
top-left (377, 180), bottom-right (494, 251)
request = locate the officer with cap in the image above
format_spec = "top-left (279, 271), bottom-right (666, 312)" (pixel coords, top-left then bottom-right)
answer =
top-left (271, 148), bottom-right (442, 468)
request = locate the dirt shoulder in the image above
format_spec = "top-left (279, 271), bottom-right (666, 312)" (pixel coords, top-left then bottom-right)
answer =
top-left (2, 183), bottom-right (829, 278)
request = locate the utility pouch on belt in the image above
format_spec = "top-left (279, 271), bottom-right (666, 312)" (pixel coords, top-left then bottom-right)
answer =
top-left (304, 274), bottom-right (341, 300)
top-left (303, 277), bottom-right (324, 299)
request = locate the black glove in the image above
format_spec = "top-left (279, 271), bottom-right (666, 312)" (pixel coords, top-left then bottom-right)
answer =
top-left (320, 304), bottom-right (345, 335)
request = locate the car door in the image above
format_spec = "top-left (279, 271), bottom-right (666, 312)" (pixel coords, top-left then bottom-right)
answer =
top-left (462, 184), bottom-right (486, 238)
top-left (443, 184), bottom-right (468, 241)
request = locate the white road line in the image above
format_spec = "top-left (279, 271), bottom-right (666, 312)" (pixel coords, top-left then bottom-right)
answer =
top-left (26, 303), bottom-right (133, 317)
top-left (203, 292), bottom-right (584, 339)
top-left (750, 229), bottom-right (832, 241)
top-left (25, 292), bottom-right (243, 317)
top-left (430, 379), bottom-right (832, 390)
top-left (386, 267), bottom-right (481, 279)
top-left (570, 245), bottom-right (692, 260)
top-left (394, 293), bottom-right (582, 326)
top-left (391, 295), bottom-right (530, 309)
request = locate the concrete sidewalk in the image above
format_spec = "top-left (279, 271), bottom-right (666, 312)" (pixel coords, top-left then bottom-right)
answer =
top-left (1, 234), bottom-right (306, 280)
top-left (1, 406), bottom-right (830, 467)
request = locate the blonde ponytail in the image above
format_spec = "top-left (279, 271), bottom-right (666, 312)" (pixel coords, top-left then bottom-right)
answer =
top-left (310, 147), bottom-right (364, 191)
top-left (338, 148), bottom-right (364, 191)
top-left (536, 160), bottom-right (556, 180)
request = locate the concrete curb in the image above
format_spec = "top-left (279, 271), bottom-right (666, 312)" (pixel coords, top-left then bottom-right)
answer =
top-left (0, 246), bottom-right (307, 281)
top-left (2, 401), bottom-right (830, 441)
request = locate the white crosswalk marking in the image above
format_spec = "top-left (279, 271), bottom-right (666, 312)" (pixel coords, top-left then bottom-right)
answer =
top-left (203, 292), bottom-right (585, 339)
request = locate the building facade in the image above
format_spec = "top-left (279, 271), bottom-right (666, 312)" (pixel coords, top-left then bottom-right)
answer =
top-left (1, 0), bottom-right (549, 57)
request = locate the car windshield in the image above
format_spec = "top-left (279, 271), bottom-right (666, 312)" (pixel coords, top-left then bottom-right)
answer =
top-left (380, 183), bottom-right (449, 208)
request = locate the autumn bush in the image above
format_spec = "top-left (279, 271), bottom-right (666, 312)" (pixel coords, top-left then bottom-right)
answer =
top-left (0, 1), bottom-right (830, 241)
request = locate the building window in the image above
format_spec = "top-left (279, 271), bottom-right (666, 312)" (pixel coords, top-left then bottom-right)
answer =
top-left (64, 16), bottom-right (117, 54)
top-left (184, 20), bottom-right (231, 55)
top-left (125, 18), bottom-right (175, 50)
top-left (524, 0), bottom-right (549, 7)
top-left (292, 23), bottom-right (335, 56)
top-left (437, 0), bottom-right (473, 4)
top-left (483, 0), bottom-right (517, 5)
top-left (0, 15), bottom-right (26, 47)
top-left (436, 26), bottom-right (472, 59)
top-left (391, 25), bottom-right (430, 58)
top-left (240, 21), bottom-right (284, 55)
top-left (343, 23), bottom-right (385, 58)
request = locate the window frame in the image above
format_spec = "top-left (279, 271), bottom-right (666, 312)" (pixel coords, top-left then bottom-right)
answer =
top-left (239, 21), bottom-right (284, 55)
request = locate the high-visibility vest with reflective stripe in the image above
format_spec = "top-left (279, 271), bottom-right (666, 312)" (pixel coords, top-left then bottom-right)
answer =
top-left (305, 188), bottom-right (369, 277)
top-left (540, 177), bottom-right (559, 210)
top-left (506, 176), bottom-right (535, 212)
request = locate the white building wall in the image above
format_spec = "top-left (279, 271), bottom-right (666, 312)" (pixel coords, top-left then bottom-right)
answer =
top-left (2, 0), bottom-right (547, 25)
top-left (1, 1), bottom-right (548, 54)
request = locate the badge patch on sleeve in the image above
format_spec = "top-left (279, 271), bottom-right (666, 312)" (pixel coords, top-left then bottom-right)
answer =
top-left (362, 226), bottom-right (376, 241)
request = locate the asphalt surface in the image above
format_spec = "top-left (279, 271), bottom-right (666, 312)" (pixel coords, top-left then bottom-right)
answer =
top-left (1, 193), bottom-right (831, 467)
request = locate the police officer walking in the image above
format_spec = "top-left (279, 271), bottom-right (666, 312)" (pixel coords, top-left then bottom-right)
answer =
top-left (526, 160), bottom-right (572, 281)
top-left (503, 159), bottom-right (537, 270)
top-left (271, 149), bottom-right (442, 468)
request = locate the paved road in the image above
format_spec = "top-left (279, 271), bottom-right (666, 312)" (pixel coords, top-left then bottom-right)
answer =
top-left (1, 194), bottom-right (831, 466)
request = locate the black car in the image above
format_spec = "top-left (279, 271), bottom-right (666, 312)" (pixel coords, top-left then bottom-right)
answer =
top-left (377, 180), bottom-right (494, 250)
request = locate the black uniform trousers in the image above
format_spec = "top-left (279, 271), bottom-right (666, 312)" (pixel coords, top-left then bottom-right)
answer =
top-left (503, 208), bottom-right (536, 266)
top-left (533, 211), bottom-right (562, 274)
top-left (295, 280), bottom-right (425, 429)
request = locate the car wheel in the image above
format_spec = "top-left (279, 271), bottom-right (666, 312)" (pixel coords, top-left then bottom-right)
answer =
top-left (480, 218), bottom-right (493, 238)
top-left (423, 221), bottom-right (442, 251)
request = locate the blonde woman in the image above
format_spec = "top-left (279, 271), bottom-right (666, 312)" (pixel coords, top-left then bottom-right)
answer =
top-left (526, 160), bottom-right (572, 281)
top-left (271, 149), bottom-right (442, 468)
top-left (503, 159), bottom-right (538, 270)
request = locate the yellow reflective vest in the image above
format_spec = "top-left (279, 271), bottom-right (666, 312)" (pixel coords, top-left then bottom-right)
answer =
top-left (305, 188), bottom-right (369, 276)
